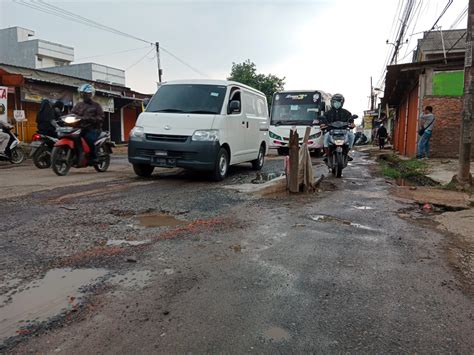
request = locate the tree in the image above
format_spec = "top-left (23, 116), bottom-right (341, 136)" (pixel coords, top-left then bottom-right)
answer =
top-left (227, 60), bottom-right (285, 106)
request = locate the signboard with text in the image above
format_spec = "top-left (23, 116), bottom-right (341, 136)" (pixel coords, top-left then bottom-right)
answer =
top-left (0, 86), bottom-right (7, 123)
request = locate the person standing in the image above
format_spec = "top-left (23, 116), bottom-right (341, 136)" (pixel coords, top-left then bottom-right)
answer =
top-left (377, 124), bottom-right (388, 149)
top-left (417, 106), bottom-right (435, 159)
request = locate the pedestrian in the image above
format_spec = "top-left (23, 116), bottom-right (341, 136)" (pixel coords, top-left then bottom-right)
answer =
top-left (377, 123), bottom-right (388, 149)
top-left (417, 106), bottom-right (435, 159)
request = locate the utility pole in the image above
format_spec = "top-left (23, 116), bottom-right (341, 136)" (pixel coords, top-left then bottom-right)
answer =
top-left (155, 42), bottom-right (163, 85)
top-left (457, 0), bottom-right (474, 185)
top-left (370, 76), bottom-right (374, 110)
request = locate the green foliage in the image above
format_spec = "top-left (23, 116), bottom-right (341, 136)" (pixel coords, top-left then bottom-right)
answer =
top-left (227, 59), bottom-right (285, 106)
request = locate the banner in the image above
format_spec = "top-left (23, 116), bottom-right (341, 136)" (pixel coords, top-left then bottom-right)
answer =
top-left (21, 83), bottom-right (74, 106)
top-left (0, 86), bottom-right (7, 123)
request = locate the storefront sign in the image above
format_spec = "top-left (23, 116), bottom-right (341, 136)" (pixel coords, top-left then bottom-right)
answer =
top-left (13, 110), bottom-right (26, 122)
top-left (21, 83), bottom-right (74, 106)
top-left (0, 86), bottom-right (7, 123)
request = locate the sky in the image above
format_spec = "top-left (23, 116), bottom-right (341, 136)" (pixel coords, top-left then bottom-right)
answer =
top-left (0, 0), bottom-right (469, 119)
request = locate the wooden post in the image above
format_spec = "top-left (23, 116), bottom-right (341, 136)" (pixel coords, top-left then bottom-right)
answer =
top-left (289, 129), bottom-right (299, 193)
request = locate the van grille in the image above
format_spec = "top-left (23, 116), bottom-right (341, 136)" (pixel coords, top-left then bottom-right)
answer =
top-left (145, 134), bottom-right (189, 143)
top-left (135, 149), bottom-right (195, 160)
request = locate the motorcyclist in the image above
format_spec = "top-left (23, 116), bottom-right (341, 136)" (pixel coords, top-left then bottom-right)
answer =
top-left (71, 84), bottom-right (104, 163)
top-left (0, 120), bottom-right (13, 158)
top-left (320, 93), bottom-right (355, 162)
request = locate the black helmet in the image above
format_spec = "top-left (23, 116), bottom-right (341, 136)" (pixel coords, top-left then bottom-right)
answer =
top-left (331, 93), bottom-right (345, 106)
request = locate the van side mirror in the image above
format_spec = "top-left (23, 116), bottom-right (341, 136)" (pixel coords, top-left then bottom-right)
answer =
top-left (228, 100), bottom-right (241, 114)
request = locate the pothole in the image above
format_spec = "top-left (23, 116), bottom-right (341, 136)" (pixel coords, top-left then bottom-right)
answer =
top-left (263, 326), bottom-right (290, 342)
top-left (0, 268), bottom-right (107, 344)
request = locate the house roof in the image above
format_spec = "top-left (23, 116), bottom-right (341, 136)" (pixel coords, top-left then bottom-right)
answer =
top-left (382, 56), bottom-right (465, 107)
top-left (415, 29), bottom-right (466, 57)
top-left (0, 63), bottom-right (150, 99)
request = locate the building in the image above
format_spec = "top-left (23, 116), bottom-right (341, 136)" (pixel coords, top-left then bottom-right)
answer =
top-left (0, 26), bottom-right (150, 143)
top-left (0, 27), bottom-right (73, 69)
top-left (382, 29), bottom-right (472, 158)
top-left (0, 63), bottom-right (150, 143)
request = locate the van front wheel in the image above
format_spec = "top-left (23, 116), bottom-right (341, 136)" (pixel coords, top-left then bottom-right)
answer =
top-left (212, 148), bottom-right (229, 181)
top-left (251, 145), bottom-right (265, 170)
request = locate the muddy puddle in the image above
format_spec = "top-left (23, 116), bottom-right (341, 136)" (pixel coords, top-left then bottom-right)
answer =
top-left (252, 172), bottom-right (285, 184)
top-left (263, 326), bottom-right (291, 342)
top-left (0, 268), bottom-right (107, 344)
top-left (136, 213), bottom-right (186, 228)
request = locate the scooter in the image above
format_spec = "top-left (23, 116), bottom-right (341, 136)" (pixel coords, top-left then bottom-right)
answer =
top-left (0, 126), bottom-right (25, 164)
top-left (50, 115), bottom-right (114, 176)
top-left (324, 120), bottom-right (354, 178)
top-left (30, 133), bottom-right (58, 169)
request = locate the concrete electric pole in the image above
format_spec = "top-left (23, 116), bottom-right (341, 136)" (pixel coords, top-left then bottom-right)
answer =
top-left (456, 0), bottom-right (474, 185)
top-left (155, 42), bottom-right (163, 85)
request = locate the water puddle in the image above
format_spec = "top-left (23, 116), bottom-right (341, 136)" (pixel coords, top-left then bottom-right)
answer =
top-left (252, 172), bottom-right (285, 184)
top-left (352, 206), bottom-right (375, 210)
top-left (310, 215), bottom-right (378, 231)
top-left (136, 213), bottom-right (186, 228)
top-left (0, 268), bottom-right (106, 343)
top-left (106, 239), bottom-right (151, 247)
top-left (263, 326), bottom-right (290, 342)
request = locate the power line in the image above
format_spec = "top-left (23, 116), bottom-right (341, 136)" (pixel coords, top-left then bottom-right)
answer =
top-left (450, 5), bottom-right (468, 29)
top-left (445, 30), bottom-right (467, 55)
top-left (126, 47), bottom-right (156, 70)
top-left (76, 46), bottom-right (151, 61)
top-left (430, 0), bottom-right (453, 30)
top-left (13, 0), bottom-right (208, 78)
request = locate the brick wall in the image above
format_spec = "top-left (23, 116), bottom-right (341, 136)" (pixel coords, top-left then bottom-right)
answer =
top-left (422, 96), bottom-right (474, 158)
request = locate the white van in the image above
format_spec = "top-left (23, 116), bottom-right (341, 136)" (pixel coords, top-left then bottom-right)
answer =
top-left (128, 80), bottom-right (269, 180)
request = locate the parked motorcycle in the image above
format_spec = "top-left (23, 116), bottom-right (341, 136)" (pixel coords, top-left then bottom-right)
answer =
top-left (30, 133), bottom-right (58, 169)
top-left (354, 132), bottom-right (368, 146)
top-left (0, 126), bottom-right (25, 164)
top-left (324, 118), bottom-right (356, 178)
top-left (50, 115), bottom-right (114, 176)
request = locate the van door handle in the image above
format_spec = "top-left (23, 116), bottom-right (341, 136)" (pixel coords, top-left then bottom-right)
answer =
top-left (246, 122), bottom-right (249, 128)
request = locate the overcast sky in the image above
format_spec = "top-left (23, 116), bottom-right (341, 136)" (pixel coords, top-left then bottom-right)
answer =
top-left (0, 0), bottom-right (469, 117)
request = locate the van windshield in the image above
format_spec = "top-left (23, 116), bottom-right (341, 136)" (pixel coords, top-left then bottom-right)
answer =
top-left (146, 84), bottom-right (227, 115)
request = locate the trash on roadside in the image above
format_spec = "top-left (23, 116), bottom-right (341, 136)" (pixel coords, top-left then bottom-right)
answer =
top-left (422, 203), bottom-right (433, 212)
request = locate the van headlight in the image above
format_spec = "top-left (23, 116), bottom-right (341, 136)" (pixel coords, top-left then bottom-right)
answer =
top-left (192, 130), bottom-right (220, 142)
top-left (269, 131), bottom-right (282, 140)
top-left (130, 126), bottom-right (144, 140)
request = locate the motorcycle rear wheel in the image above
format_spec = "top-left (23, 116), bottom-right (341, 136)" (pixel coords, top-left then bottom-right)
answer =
top-left (335, 152), bottom-right (343, 178)
top-left (10, 147), bottom-right (25, 164)
top-left (33, 146), bottom-right (51, 169)
top-left (51, 146), bottom-right (72, 176)
top-left (93, 147), bottom-right (110, 172)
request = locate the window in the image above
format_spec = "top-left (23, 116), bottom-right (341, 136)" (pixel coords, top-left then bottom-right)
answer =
top-left (146, 84), bottom-right (227, 114)
top-left (229, 87), bottom-right (241, 115)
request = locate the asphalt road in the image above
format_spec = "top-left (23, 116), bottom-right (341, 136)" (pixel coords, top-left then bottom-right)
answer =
top-left (1, 152), bottom-right (472, 353)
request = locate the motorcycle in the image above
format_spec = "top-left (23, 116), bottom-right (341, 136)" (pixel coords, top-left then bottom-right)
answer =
top-left (50, 115), bottom-right (114, 176)
top-left (354, 132), bottom-right (368, 146)
top-left (324, 118), bottom-right (356, 178)
top-left (30, 133), bottom-right (58, 169)
top-left (0, 126), bottom-right (25, 164)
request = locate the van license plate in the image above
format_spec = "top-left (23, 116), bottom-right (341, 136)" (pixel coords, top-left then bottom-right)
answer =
top-left (153, 157), bottom-right (176, 167)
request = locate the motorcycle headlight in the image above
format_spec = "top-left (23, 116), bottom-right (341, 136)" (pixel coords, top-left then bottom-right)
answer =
top-left (334, 139), bottom-right (345, 145)
top-left (192, 130), bottom-right (220, 142)
top-left (130, 126), bottom-right (145, 140)
top-left (269, 131), bottom-right (283, 140)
